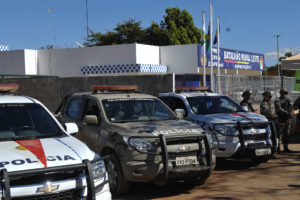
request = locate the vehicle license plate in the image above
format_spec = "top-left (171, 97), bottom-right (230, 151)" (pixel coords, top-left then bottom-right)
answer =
top-left (255, 148), bottom-right (271, 156)
top-left (176, 156), bottom-right (198, 166)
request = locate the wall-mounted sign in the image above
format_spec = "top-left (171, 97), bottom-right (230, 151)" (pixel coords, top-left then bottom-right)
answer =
top-left (197, 46), bottom-right (264, 71)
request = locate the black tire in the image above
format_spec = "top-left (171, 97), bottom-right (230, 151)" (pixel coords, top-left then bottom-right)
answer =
top-left (107, 153), bottom-right (130, 195)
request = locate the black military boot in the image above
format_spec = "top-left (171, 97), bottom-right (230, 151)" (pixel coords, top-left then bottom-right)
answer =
top-left (276, 146), bottom-right (281, 154)
top-left (283, 145), bottom-right (292, 153)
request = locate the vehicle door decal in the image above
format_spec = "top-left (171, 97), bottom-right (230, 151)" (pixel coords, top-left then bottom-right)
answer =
top-left (232, 112), bottom-right (253, 122)
top-left (54, 138), bottom-right (82, 160)
top-left (15, 139), bottom-right (47, 168)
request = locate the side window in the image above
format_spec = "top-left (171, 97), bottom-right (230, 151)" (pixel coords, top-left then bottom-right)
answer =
top-left (83, 99), bottom-right (100, 117)
top-left (173, 97), bottom-right (188, 117)
top-left (159, 96), bottom-right (172, 108)
top-left (67, 98), bottom-right (83, 119)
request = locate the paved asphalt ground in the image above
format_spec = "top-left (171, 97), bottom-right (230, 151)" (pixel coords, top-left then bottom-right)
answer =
top-left (114, 133), bottom-right (300, 200)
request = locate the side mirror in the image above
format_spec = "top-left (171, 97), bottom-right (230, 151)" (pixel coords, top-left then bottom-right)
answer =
top-left (84, 115), bottom-right (99, 125)
top-left (241, 106), bottom-right (249, 112)
top-left (174, 109), bottom-right (186, 119)
top-left (65, 123), bottom-right (79, 135)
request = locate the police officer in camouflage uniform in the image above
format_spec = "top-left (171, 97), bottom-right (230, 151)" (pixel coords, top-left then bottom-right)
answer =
top-left (260, 91), bottom-right (278, 154)
top-left (240, 90), bottom-right (257, 112)
top-left (274, 88), bottom-right (293, 153)
top-left (260, 91), bottom-right (277, 120)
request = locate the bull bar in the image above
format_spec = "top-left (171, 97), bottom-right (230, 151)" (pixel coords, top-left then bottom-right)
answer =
top-left (0, 156), bottom-right (111, 200)
top-left (213, 121), bottom-right (277, 155)
top-left (127, 134), bottom-right (212, 183)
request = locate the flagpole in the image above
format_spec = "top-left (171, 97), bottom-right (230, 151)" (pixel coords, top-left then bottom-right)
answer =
top-left (209, 3), bottom-right (213, 91)
top-left (217, 16), bottom-right (220, 93)
top-left (202, 12), bottom-right (206, 86)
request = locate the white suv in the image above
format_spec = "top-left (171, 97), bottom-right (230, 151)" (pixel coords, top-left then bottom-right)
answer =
top-left (0, 84), bottom-right (111, 199)
top-left (159, 88), bottom-right (277, 163)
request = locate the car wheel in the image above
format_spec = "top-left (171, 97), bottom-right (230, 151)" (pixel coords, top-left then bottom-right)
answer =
top-left (107, 153), bottom-right (130, 195)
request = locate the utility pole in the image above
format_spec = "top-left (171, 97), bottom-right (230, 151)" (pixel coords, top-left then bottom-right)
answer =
top-left (274, 34), bottom-right (283, 88)
top-left (216, 16), bottom-right (220, 93)
top-left (202, 12), bottom-right (206, 86)
top-left (209, 3), bottom-right (213, 91)
top-left (48, 8), bottom-right (56, 47)
top-left (86, 0), bottom-right (89, 43)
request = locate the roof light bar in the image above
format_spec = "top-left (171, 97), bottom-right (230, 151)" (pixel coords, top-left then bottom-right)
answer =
top-left (90, 85), bottom-right (138, 92)
top-left (0, 84), bottom-right (19, 93)
top-left (175, 86), bottom-right (212, 92)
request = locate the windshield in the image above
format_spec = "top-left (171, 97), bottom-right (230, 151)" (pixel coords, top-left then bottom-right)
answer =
top-left (0, 103), bottom-right (63, 141)
top-left (186, 96), bottom-right (245, 114)
top-left (102, 98), bottom-right (177, 123)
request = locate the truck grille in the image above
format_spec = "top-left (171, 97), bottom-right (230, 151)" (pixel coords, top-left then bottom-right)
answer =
top-left (244, 133), bottom-right (268, 141)
top-left (10, 170), bottom-right (83, 186)
top-left (242, 124), bottom-right (268, 129)
top-left (168, 150), bottom-right (199, 160)
top-left (12, 187), bottom-right (83, 200)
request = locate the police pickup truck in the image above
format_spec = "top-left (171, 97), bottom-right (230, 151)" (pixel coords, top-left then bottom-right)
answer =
top-left (0, 84), bottom-right (111, 200)
top-left (159, 87), bottom-right (277, 163)
top-left (55, 85), bottom-right (214, 195)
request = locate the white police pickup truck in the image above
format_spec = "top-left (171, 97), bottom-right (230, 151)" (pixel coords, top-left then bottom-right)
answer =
top-left (159, 87), bottom-right (277, 163)
top-left (0, 84), bottom-right (111, 200)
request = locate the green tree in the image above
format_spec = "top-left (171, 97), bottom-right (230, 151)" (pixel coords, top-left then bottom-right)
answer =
top-left (114, 19), bottom-right (146, 44)
top-left (86, 8), bottom-right (203, 46)
top-left (86, 19), bottom-right (145, 46)
top-left (144, 22), bottom-right (169, 45)
top-left (161, 8), bottom-right (202, 45)
top-left (264, 52), bottom-right (294, 76)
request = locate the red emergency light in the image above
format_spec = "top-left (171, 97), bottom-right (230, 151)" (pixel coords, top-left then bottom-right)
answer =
top-left (0, 84), bottom-right (19, 93)
top-left (175, 86), bottom-right (212, 92)
top-left (90, 85), bottom-right (138, 93)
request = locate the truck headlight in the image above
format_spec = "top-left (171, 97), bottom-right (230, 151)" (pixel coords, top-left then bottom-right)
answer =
top-left (91, 156), bottom-right (106, 180)
top-left (214, 124), bottom-right (237, 135)
top-left (214, 125), bottom-right (239, 142)
top-left (124, 136), bottom-right (156, 153)
top-left (217, 135), bottom-right (239, 142)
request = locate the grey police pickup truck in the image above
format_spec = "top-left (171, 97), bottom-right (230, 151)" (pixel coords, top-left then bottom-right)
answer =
top-left (159, 87), bottom-right (277, 164)
top-left (55, 85), bottom-right (214, 195)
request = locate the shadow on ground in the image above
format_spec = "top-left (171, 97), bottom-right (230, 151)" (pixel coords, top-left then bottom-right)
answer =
top-left (113, 181), bottom-right (199, 200)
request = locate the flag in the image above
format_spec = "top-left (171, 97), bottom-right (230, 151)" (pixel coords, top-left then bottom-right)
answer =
top-left (206, 23), bottom-right (211, 52)
top-left (213, 22), bottom-right (220, 45)
top-left (200, 16), bottom-right (207, 67)
top-left (201, 26), bottom-right (206, 45)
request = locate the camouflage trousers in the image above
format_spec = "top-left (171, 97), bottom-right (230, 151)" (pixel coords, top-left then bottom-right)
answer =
top-left (278, 119), bottom-right (290, 145)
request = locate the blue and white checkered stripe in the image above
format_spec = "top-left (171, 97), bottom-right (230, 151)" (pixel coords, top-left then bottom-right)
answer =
top-left (0, 44), bottom-right (9, 51)
top-left (80, 64), bottom-right (168, 75)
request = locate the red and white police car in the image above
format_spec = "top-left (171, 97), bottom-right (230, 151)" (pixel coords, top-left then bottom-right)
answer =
top-left (0, 84), bottom-right (111, 200)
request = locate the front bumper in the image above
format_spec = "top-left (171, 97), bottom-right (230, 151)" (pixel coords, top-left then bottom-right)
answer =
top-left (0, 157), bottom-right (111, 200)
top-left (121, 134), bottom-right (212, 183)
top-left (212, 121), bottom-right (277, 159)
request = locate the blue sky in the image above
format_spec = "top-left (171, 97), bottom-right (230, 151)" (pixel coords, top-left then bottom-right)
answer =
top-left (0, 0), bottom-right (299, 66)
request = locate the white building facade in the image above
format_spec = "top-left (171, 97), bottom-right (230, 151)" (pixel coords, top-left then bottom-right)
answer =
top-left (0, 43), bottom-right (263, 77)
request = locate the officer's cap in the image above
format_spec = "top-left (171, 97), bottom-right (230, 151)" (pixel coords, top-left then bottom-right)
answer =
top-left (280, 88), bottom-right (288, 95)
top-left (262, 91), bottom-right (272, 97)
top-left (242, 90), bottom-right (251, 97)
